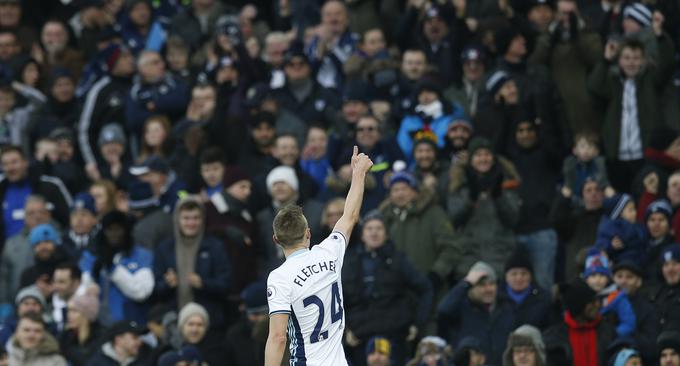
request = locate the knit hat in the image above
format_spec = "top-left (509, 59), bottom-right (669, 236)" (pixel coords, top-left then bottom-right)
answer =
top-left (100, 43), bottom-right (124, 72)
top-left (645, 199), bottom-right (673, 222)
top-left (504, 250), bottom-right (534, 274)
top-left (241, 280), bottom-right (268, 315)
top-left (494, 26), bottom-right (521, 56)
top-left (469, 261), bottom-right (497, 283)
top-left (388, 171), bottom-right (419, 190)
top-left (222, 165), bottom-right (250, 189)
top-left (266, 166), bottom-right (299, 194)
top-left (29, 223), bottom-right (61, 247)
top-left (343, 79), bottom-right (371, 103)
top-left (468, 136), bottom-right (494, 156)
top-left (603, 193), bottom-right (633, 220)
top-left (453, 336), bottom-right (483, 365)
top-left (624, 3), bottom-right (652, 27)
top-left (662, 245), bottom-right (680, 263)
top-left (614, 348), bottom-right (640, 366)
top-left (583, 248), bottom-right (611, 278)
top-left (49, 127), bottom-right (74, 142)
top-left (413, 129), bottom-right (439, 150)
top-left (485, 70), bottom-right (511, 96)
top-left (284, 41), bottom-right (310, 66)
top-left (449, 118), bottom-right (474, 133)
top-left (503, 325), bottom-right (546, 366)
top-left (657, 331), bottom-right (680, 356)
top-left (612, 259), bottom-right (644, 278)
top-left (15, 285), bottom-right (46, 309)
top-left (98, 123), bottom-right (126, 146)
top-left (178, 302), bottom-right (210, 330)
top-left (158, 346), bottom-right (203, 366)
top-left (562, 280), bottom-right (597, 316)
top-left (366, 336), bottom-right (392, 356)
top-left (461, 44), bottom-right (485, 62)
top-left (48, 67), bottom-right (73, 89)
top-left (361, 209), bottom-right (385, 226)
top-left (108, 320), bottom-right (148, 341)
top-left (69, 293), bottom-right (100, 322)
top-left (72, 192), bottom-right (97, 215)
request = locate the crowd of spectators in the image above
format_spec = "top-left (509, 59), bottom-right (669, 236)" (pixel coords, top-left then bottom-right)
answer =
top-left (0, 0), bottom-right (679, 364)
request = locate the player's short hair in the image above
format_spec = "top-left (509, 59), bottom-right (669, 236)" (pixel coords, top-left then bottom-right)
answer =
top-left (273, 204), bottom-right (308, 247)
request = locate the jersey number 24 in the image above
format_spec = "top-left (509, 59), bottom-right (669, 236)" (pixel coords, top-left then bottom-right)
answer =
top-left (302, 281), bottom-right (343, 343)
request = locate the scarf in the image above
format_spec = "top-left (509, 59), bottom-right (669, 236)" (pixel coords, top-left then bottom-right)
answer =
top-left (564, 311), bottom-right (601, 366)
top-left (174, 197), bottom-right (205, 309)
top-left (619, 79), bottom-right (642, 161)
top-left (506, 284), bottom-right (531, 304)
top-left (415, 100), bottom-right (444, 120)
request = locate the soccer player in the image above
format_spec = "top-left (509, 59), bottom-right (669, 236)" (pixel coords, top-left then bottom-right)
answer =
top-left (265, 146), bottom-right (373, 365)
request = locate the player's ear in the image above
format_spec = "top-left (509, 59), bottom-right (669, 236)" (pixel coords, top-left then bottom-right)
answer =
top-left (272, 234), bottom-right (280, 245)
top-left (305, 228), bottom-right (311, 240)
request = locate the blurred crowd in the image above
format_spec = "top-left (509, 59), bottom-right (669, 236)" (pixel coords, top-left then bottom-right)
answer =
top-left (0, 0), bottom-right (679, 365)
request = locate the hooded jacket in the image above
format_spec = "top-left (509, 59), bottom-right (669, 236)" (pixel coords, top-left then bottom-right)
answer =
top-left (154, 196), bottom-right (231, 329)
top-left (502, 325), bottom-right (546, 366)
top-left (7, 332), bottom-right (67, 366)
top-left (447, 157), bottom-right (521, 277)
top-left (379, 187), bottom-right (460, 279)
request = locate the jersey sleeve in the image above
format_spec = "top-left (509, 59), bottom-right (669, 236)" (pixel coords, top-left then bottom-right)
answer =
top-left (315, 231), bottom-right (347, 266)
top-left (267, 270), bottom-right (293, 315)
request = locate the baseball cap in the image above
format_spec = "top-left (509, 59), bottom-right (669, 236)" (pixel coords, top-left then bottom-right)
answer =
top-left (108, 320), bottom-right (148, 341)
top-left (129, 155), bottom-right (170, 176)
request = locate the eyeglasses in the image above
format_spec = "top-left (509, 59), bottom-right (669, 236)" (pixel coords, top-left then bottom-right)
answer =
top-left (356, 126), bottom-right (377, 133)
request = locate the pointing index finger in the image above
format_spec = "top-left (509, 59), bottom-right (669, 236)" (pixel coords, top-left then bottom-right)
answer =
top-left (353, 145), bottom-right (358, 157)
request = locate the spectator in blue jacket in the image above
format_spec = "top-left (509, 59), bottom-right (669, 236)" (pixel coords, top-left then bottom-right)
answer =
top-left (125, 50), bottom-right (189, 139)
top-left (153, 196), bottom-right (230, 330)
top-left (79, 211), bottom-right (154, 326)
top-left (397, 79), bottom-right (465, 163)
top-left (437, 261), bottom-right (515, 366)
top-left (595, 193), bottom-right (648, 265)
top-left (582, 248), bottom-right (637, 338)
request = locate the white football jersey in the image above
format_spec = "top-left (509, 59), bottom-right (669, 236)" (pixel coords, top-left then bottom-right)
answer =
top-left (267, 232), bottom-right (348, 366)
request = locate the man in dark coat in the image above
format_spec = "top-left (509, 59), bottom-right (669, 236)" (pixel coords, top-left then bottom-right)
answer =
top-left (437, 261), bottom-right (515, 366)
top-left (153, 196), bottom-right (230, 330)
top-left (342, 212), bottom-right (433, 366)
top-left (649, 246), bottom-right (680, 333)
top-left (613, 260), bottom-right (660, 364)
top-left (499, 251), bottom-right (551, 329)
top-left (86, 320), bottom-right (151, 366)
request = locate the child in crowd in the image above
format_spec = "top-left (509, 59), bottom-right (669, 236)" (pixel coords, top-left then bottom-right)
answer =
top-left (596, 193), bottom-right (648, 265)
top-left (582, 249), bottom-right (636, 338)
top-left (562, 133), bottom-right (615, 204)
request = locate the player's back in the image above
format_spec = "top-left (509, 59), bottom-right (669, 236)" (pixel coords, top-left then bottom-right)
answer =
top-left (267, 232), bottom-right (348, 366)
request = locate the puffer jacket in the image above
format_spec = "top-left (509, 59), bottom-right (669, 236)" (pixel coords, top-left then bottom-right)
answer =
top-left (7, 332), bottom-right (67, 366)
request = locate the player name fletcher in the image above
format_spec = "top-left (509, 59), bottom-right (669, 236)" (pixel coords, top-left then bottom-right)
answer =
top-left (293, 260), bottom-right (338, 287)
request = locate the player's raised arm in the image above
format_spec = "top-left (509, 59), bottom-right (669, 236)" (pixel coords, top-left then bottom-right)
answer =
top-left (264, 313), bottom-right (289, 366)
top-left (333, 146), bottom-right (373, 246)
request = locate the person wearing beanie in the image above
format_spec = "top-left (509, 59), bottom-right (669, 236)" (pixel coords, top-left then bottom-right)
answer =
top-left (657, 331), bottom-right (680, 366)
top-left (442, 118), bottom-right (474, 164)
top-left (20, 223), bottom-right (72, 295)
top-left (622, 3), bottom-right (652, 34)
top-left (612, 348), bottom-right (642, 366)
top-left (0, 284), bottom-right (49, 349)
top-left (59, 290), bottom-right (106, 366)
top-left (587, 12), bottom-right (673, 191)
top-left (79, 210), bottom-right (154, 326)
top-left (595, 193), bottom-right (647, 265)
top-left (451, 336), bottom-right (486, 366)
top-left (397, 76), bottom-right (466, 163)
top-left (62, 191), bottom-right (99, 257)
top-left (650, 245), bottom-right (680, 333)
top-left (502, 325), bottom-right (546, 366)
top-left (365, 336), bottom-right (391, 366)
top-left (444, 45), bottom-right (487, 119)
top-left (582, 248), bottom-right (637, 338)
top-left (174, 301), bottom-right (224, 366)
top-left (448, 136), bottom-right (521, 277)
top-left (407, 336), bottom-right (453, 366)
top-left (411, 129), bottom-right (450, 199)
top-left (501, 250), bottom-right (551, 329)
top-left (342, 209), bottom-right (432, 365)
top-left (543, 279), bottom-right (616, 366)
top-left (378, 158), bottom-right (459, 293)
top-left (438, 261), bottom-right (516, 365)
top-left (612, 259), bottom-right (659, 365)
top-left (224, 280), bottom-right (276, 366)
top-left (78, 43), bottom-right (135, 179)
top-left (86, 319), bottom-right (150, 365)
top-left (94, 122), bottom-right (132, 189)
top-left (643, 199), bottom-right (676, 284)
top-left (153, 196), bottom-right (230, 331)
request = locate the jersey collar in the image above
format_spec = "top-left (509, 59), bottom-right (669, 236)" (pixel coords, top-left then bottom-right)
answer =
top-left (287, 248), bottom-right (308, 259)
